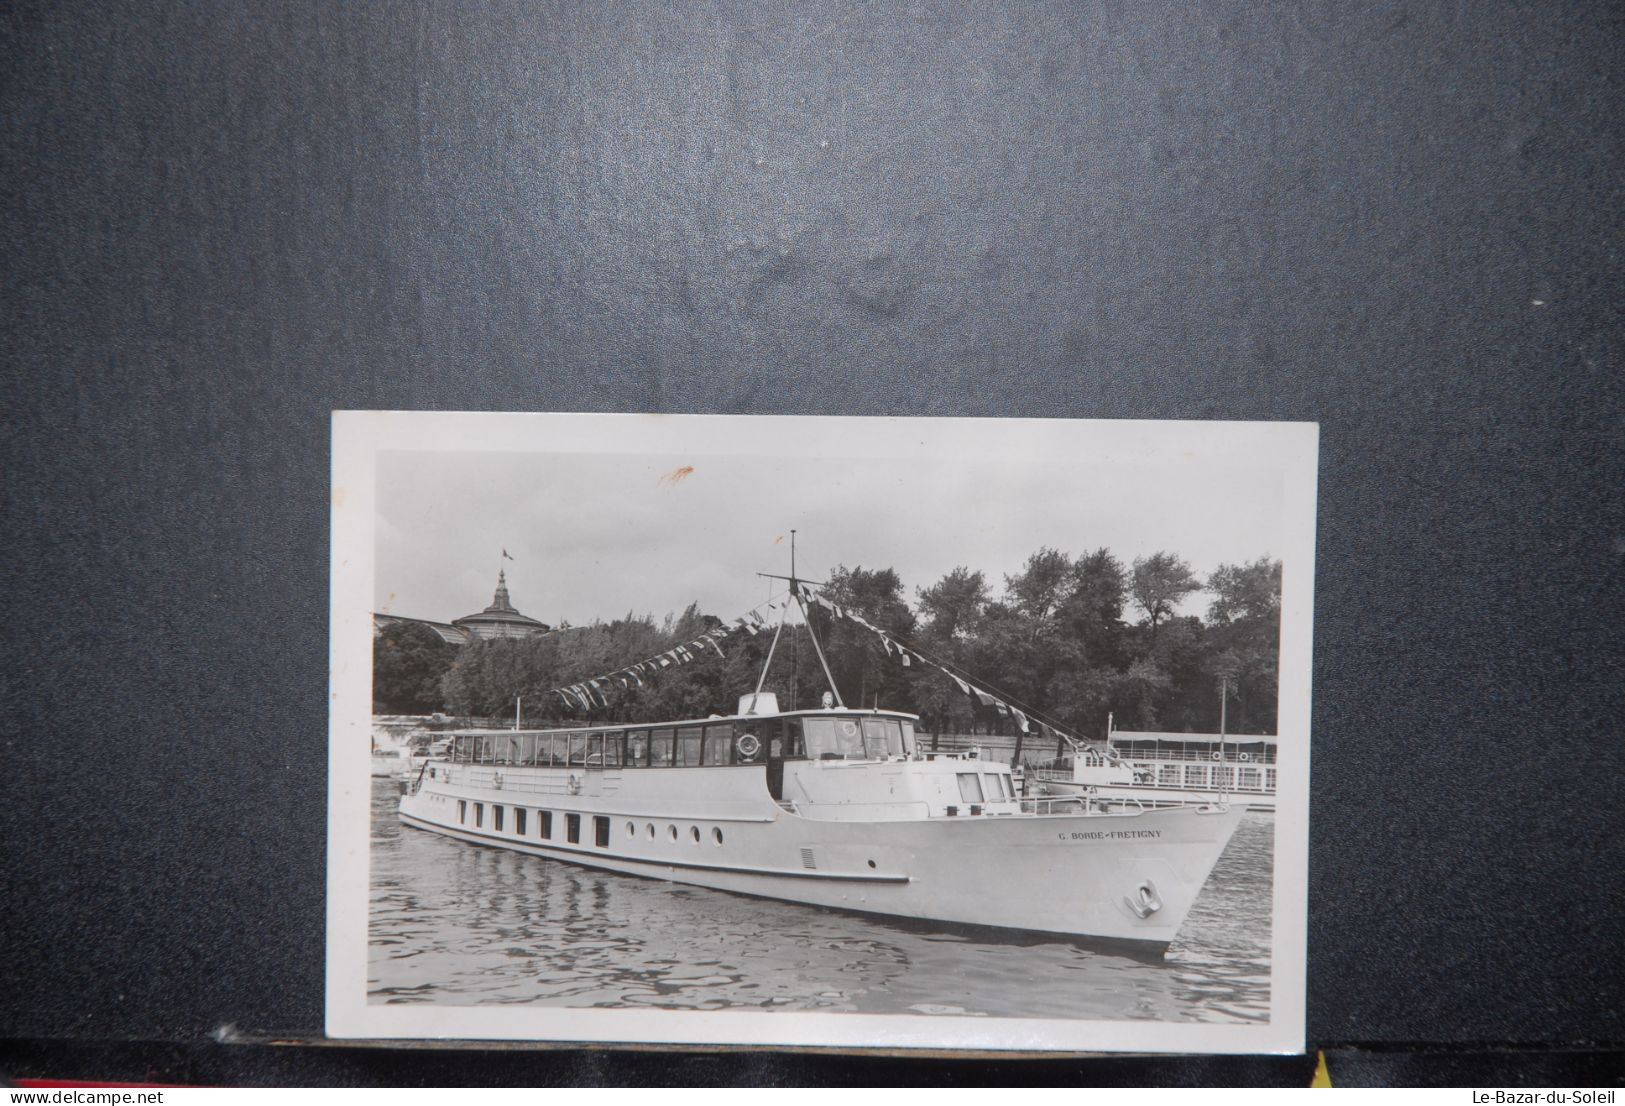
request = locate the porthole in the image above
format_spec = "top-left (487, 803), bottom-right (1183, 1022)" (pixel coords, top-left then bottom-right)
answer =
top-left (669, 825), bottom-right (678, 841)
top-left (626, 821), bottom-right (636, 838)
top-left (713, 828), bottom-right (724, 846)
top-left (867, 859), bottom-right (877, 869)
top-left (646, 823), bottom-right (655, 839)
top-left (690, 826), bottom-right (701, 843)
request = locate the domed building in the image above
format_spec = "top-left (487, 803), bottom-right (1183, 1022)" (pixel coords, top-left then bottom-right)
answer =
top-left (373, 568), bottom-right (551, 644)
top-left (450, 569), bottom-right (549, 641)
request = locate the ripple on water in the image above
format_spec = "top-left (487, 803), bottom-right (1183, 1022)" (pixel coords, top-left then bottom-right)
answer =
top-left (367, 779), bottom-right (1274, 1022)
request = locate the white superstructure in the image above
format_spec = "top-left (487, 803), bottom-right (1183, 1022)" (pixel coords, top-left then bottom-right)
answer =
top-left (399, 694), bottom-right (1243, 953)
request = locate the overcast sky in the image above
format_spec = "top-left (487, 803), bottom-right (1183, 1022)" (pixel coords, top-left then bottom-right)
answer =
top-left (373, 446), bottom-right (1287, 629)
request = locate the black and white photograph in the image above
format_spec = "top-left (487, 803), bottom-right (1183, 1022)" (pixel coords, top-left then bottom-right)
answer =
top-left (327, 411), bottom-right (1316, 1053)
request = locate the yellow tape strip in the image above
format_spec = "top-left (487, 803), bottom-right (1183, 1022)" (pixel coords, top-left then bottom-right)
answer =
top-left (1311, 1050), bottom-right (1333, 1088)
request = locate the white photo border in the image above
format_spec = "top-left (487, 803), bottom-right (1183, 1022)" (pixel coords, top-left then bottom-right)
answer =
top-left (327, 411), bottom-right (1317, 1054)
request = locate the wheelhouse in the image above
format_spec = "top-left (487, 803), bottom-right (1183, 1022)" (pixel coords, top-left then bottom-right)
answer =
top-left (444, 711), bottom-right (920, 769)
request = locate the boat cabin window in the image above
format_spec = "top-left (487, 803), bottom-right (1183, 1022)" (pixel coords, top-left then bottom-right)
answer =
top-left (515, 808), bottom-right (527, 835)
top-left (599, 731), bottom-right (623, 767)
top-left (538, 810), bottom-right (552, 839)
top-left (782, 719), bottom-right (805, 759)
top-left (474, 802), bottom-right (485, 828)
top-left (862, 717), bottom-right (905, 759)
top-left (899, 719), bottom-right (916, 756)
top-left (803, 716), bottom-right (867, 759)
top-left (625, 729), bottom-right (648, 767)
top-left (493, 805), bottom-right (504, 832)
top-left (703, 723), bottom-right (734, 766)
top-left (956, 773), bottom-right (984, 804)
top-left (566, 813), bottom-right (581, 844)
top-left (676, 725), bottom-right (704, 767)
top-left (649, 727), bottom-right (675, 768)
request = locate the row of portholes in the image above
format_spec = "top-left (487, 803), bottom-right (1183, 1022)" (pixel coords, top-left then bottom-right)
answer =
top-left (628, 820), bottom-right (723, 847)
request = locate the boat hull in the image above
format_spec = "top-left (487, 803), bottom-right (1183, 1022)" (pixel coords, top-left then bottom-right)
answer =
top-left (398, 765), bottom-right (1244, 951)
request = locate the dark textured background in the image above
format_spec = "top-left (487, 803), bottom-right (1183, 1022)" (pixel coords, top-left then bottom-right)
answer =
top-left (2, 0), bottom-right (1621, 1086)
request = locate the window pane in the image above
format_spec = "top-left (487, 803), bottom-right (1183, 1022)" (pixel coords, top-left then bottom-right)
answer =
top-left (626, 730), bottom-right (648, 767)
top-left (677, 726), bottom-right (703, 767)
top-left (601, 731), bottom-right (623, 767)
top-left (956, 773), bottom-right (984, 804)
top-left (802, 718), bottom-right (836, 758)
top-left (649, 728), bottom-right (675, 767)
top-left (862, 718), bottom-right (903, 758)
top-left (832, 718), bottom-right (864, 757)
top-left (703, 723), bottom-right (734, 765)
top-left (515, 808), bottom-right (527, 835)
top-left (900, 720), bottom-right (916, 755)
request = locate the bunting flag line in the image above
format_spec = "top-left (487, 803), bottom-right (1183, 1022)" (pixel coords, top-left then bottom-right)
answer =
top-left (541, 591), bottom-right (795, 712)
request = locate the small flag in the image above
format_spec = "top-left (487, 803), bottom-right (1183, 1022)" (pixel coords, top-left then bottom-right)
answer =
top-left (502, 548), bottom-right (514, 561)
top-left (900, 651), bottom-right (912, 667)
top-left (704, 637), bottom-right (726, 659)
top-left (949, 673), bottom-right (971, 695)
top-left (1011, 708), bottom-right (1030, 734)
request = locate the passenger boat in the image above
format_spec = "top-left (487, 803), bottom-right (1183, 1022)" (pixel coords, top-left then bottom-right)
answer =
top-left (1034, 730), bottom-right (1277, 812)
top-left (397, 556), bottom-right (1246, 954)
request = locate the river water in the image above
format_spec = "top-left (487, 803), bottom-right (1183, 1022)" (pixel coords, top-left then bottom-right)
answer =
top-left (368, 778), bottom-right (1273, 1023)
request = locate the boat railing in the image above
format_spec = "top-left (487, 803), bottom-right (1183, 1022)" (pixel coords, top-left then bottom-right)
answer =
top-left (1110, 748), bottom-right (1277, 765)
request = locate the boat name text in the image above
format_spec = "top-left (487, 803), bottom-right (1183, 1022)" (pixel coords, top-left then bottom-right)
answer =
top-left (1059, 829), bottom-right (1163, 841)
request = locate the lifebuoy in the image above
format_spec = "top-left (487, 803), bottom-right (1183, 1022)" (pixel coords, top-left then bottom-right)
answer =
top-left (736, 733), bottom-right (761, 761)
top-left (567, 773), bottom-right (581, 795)
top-left (1210, 751), bottom-right (1220, 761)
top-left (1240, 752), bottom-right (1252, 762)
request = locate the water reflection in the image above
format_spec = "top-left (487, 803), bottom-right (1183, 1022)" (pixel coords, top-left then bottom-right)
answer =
top-left (370, 779), bottom-right (1273, 1022)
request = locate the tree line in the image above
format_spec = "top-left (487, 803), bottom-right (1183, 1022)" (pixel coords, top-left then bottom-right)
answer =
top-left (373, 549), bottom-right (1282, 739)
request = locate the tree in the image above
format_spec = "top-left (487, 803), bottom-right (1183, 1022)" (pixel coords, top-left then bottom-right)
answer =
top-left (1057, 548), bottom-right (1129, 670)
top-left (819, 565), bottom-right (918, 712)
top-left (1208, 557), bottom-right (1282, 625)
top-left (1004, 547), bottom-right (1072, 627)
top-left (916, 566), bottom-right (988, 641)
top-left (1131, 552), bottom-right (1200, 640)
top-left (1115, 658), bottom-right (1171, 731)
top-left (373, 621), bottom-right (457, 714)
top-left (1205, 557), bottom-right (1283, 734)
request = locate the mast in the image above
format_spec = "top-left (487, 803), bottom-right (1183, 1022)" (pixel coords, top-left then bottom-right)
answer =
top-left (756, 533), bottom-right (845, 709)
top-left (791, 530), bottom-right (799, 710)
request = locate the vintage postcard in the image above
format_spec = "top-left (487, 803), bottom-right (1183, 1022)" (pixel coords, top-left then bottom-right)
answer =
top-left (327, 412), bottom-right (1316, 1053)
